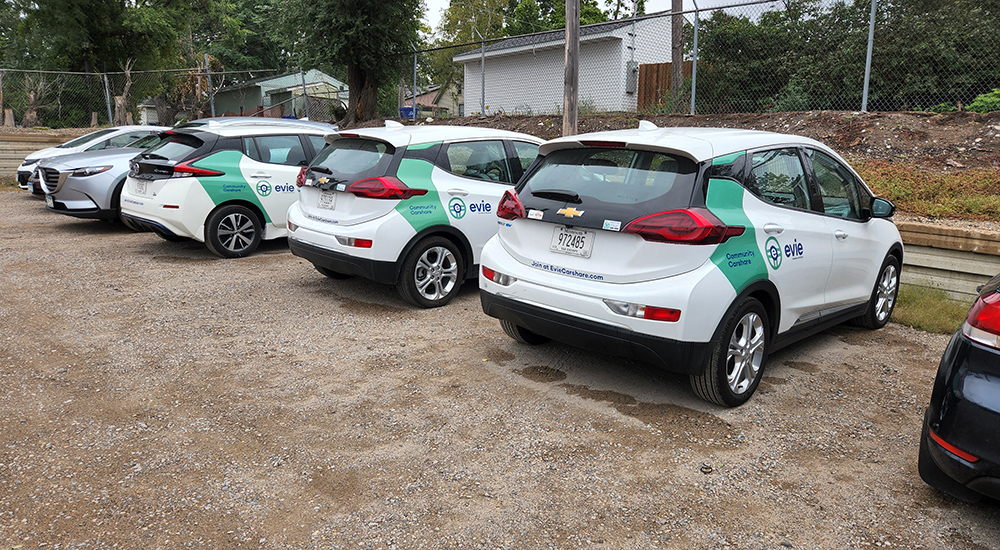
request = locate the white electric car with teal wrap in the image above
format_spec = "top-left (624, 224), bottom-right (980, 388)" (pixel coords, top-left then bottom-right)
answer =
top-left (286, 121), bottom-right (543, 308)
top-left (120, 121), bottom-right (334, 258)
top-left (479, 122), bottom-right (903, 407)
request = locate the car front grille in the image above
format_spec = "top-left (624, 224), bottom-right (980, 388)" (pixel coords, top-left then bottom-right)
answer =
top-left (17, 172), bottom-right (29, 185)
top-left (39, 167), bottom-right (62, 193)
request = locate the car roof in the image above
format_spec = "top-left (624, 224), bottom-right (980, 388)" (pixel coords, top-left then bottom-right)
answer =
top-left (539, 122), bottom-right (832, 163)
top-left (327, 121), bottom-right (544, 147)
top-left (170, 124), bottom-right (332, 138)
top-left (179, 117), bottom-right (338, 132)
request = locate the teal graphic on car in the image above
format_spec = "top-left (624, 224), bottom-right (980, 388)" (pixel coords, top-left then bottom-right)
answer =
top-left (449, 197), bottom-right (466, 219)
top-left (257, 181), bottom-right (272, 196)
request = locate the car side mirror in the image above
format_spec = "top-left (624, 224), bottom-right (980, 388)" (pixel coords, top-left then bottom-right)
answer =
top-left (870, 197), bottom-right (895, 219)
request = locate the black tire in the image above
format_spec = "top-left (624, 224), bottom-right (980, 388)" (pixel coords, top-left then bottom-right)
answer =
top-left (853, 255), bottom-right (900, 329)
top-left (316, 265), bottom-right (353, 280)
top-left (205, 204), bottom-right (262, 258)
top-left (395, 236), bottom-right (464, 308)
top-left (500, 319), bottom-right (549, 345)
top-left (690, 297), bottom-right (769, 407)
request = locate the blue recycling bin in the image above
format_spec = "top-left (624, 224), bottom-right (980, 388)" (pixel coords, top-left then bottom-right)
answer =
top-left (398, 106), bottom-right (414, 119)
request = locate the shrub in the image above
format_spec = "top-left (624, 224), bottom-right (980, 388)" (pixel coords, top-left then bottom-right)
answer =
top-left (968, 89), bottom-right (1000, 113)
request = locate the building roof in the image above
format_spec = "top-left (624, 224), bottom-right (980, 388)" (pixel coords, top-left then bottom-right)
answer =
top-left (217, 69), bottom-right (346, 95)
top-left (453, 17), bottom-right (635, 62)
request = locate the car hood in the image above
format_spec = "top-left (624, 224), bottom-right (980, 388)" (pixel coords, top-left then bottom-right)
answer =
top-left (24, 146), bottom-right (66, 163)
top-left (39, 147), bottom-right (144, 170)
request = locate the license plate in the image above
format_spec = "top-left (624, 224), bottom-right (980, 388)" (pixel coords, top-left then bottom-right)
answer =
top-left (550, 226), bottom-right (595, 258)
top-left (317, 190), bottom-right (336, 210)
top-left (45, 195), bottom-right (54, 208)
top-left (135, 180), bottom-right (147, 196)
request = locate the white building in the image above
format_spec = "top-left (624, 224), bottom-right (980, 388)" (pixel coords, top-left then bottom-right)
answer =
top-left (453, 15), bottom-right (673, 116)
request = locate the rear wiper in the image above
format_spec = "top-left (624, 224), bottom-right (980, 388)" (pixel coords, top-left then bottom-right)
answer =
top-left (311, 166), bottom-right (333, 175)
top-left (141, 153), bottom-right (168, 161)
top-left (531, 188), bottom-right (582, 204)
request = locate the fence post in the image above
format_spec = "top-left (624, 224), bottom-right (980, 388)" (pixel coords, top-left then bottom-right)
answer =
top-left (102, 73), bottom-right (114, 126)
top-left (206, 53), bottom-right (216, 117)
top-left (690, 1), bottom-right (699, 115)
top-left (862, 0), bottom-right (876, 112)
top-left (412, 50), bottom-right (417, 121)
top-left (473, 28), bottom-right (485, 115)
top-left (299, 70), bottom-right (310, 119)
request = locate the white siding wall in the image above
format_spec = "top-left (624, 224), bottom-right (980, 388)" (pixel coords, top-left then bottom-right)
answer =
top-left (460, 17), bottom-right (673, 115)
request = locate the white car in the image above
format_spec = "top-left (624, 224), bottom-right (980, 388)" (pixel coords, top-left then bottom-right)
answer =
top-left (120, 120), bottom-right (335, 257)
top-left (479, 122), bottom-right (903, 406)
top-left (286, 121), bottom-right (543, 308)
top-left (18, 125), bottom-right (168, 193)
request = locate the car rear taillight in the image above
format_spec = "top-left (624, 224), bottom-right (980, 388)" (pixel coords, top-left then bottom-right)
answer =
top-left (296, 167), bottom-right (307, 187)
top-left (961, 292), bottom-right (1000, 349)
top-left (346, 176), bottom-right (426, 200)
top-left (334, 236), bottom-right (372, 248)
top-left (172, 157), bottom-right (224, 178)
top-left (604, 299), bottom-right (681, 322)
top-left (929, 429), bottom-right (980, 463)
top-left (497, 189), bottom-right (526, 220)
top-left (482, 265), bottom-right (516, 286)
top-left (622, 207), bottom-right (744, 245)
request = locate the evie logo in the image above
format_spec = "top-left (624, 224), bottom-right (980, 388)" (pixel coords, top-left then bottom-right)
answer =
top-left (274, 183), bottom-right (296, 193)
top-left (469, 200), bottom-right (492, 214)
top-left (784, 239), bottom-right (804, 259)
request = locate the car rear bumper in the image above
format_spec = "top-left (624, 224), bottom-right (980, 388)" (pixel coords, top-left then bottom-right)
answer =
top-left (288, 236), bottom-right (398, 284)
top-left (920, 331), bottom-right (1000, 501)
top-left (480, 291), bottom-right (710, 375)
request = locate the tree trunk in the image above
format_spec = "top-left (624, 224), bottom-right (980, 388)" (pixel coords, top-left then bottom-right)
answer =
top-left (338, 64), bottom-right (379, 128)
top-left (114, 96), bottom-right (127, 126)
top-left (154, 95), bottom-right (181, 126)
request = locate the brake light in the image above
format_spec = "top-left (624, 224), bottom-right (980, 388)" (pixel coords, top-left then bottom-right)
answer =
top-left (497, 189), bottom-right (526, 220)
top-left (346, 176), bottom-right (426, 200)
top-left (623, 208), bottom-right (744, 245)
top-left (296, 167), bottom-right (307, 187)
top-left (929, 429), bottom-right (980, 463)
top-left (172, 158), bottom-right (224, 178)
top-left (482, 265), bottom-right (515, 286)
top-left (334, 236), bottom-right (373, 248)
top-left (604, 299), bottom-right (681, 322)
top-left (580, 141), bottom-right (626, 148)
top-left (961, 292), bottom-right (1000, 349)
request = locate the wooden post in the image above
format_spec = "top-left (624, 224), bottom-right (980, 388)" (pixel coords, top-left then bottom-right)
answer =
top-left (563, 0), bottom-right (580, 137)
top-left (91, 112), bottom-right (98, 127)
top-left (3, 109), bottom-right (12, 127)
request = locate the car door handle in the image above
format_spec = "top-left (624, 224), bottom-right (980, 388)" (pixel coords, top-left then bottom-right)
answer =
top-left (250, 173), bottom-right (272, 179)
top-left (835, 230), bottom-right (849, 240)
top-left (447, 188), bottom-right (469, 196)
top-left (763, 223), bottom-right (784, 235)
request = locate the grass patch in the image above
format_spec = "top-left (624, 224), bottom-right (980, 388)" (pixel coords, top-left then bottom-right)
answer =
top-left (0, 176), bottom-right (17, 188)
top-left (892, 284), bottom-right (970, 334)
top-left (855, 161), bottom-right (1000, 222)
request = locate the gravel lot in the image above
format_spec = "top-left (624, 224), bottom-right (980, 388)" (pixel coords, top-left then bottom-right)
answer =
top-left (1, 187), bottom-right (998, 550)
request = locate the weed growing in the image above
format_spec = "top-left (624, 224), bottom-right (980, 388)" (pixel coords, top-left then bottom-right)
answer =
top-left (856, 161), bottom-right (1000, 222)
top-left (892, 284), bottom-right (970, 334)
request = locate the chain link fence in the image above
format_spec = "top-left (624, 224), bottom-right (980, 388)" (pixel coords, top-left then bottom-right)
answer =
top-left (3, 1), bottom-right (998, 129)
top-left (403, 0), bottom-right (1000, 119)
top-left (0, 68), bottom-right (347, 129)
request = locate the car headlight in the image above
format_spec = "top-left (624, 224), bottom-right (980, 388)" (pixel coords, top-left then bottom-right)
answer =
top-left (22, 158), bottom-right (40, 165)
top-left (72, 166), bottom-right (113, 177)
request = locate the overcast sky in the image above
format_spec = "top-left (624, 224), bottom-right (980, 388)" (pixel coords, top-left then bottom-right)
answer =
top-left (421, 0), bottom-right (742, 34)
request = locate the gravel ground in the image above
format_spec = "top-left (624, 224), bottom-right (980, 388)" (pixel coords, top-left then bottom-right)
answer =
top-left (1, 187), bottom-right (998, 550)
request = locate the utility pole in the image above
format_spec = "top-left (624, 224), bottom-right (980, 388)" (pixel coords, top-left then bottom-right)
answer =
top-left (671, 0), bottom-right (683, 112)
top-left (563, 0), bottom-right (580, 136)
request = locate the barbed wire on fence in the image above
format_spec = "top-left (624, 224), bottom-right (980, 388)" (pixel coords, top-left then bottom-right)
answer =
top-left (2, 0), bottom-right (998, 129)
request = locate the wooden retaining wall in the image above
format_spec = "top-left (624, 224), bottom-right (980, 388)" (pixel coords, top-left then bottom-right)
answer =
top-left (897, 221), bottom-right (1000, 300)
top-left (1, 134), bottom-right (87, 176)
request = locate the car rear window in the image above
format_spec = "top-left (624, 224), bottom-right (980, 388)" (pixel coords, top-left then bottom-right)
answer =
top-left (141, 133), bottom-right (206, 161)
top-left (310, 138), bottom-right (395, 183)
top-left (519, 148), bottom-right (698, 228)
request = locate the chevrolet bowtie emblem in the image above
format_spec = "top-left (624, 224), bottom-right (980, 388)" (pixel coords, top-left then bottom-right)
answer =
top-left (557, 207), bottom-right (585, 218)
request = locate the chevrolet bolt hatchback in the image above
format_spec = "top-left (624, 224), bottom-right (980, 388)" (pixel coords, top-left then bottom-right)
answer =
top-left (286, 121), bottom-right (543, 308)
top-left (120, 120), bottom-right (335, 258)
top-left (479, 122), bottom-right (903, 407)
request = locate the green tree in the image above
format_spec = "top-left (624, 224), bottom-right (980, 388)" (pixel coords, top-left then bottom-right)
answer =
top-left (286, 0), bottom-right (422, 126)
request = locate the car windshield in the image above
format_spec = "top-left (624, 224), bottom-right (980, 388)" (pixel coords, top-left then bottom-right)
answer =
top-left (57, 129), bottom-right (118, 148)
top-left (523, 148), bottom-right (698, 207)
top-left (310, 138), bottom-right (395, 183)
top-left (126, 134), bottom-right (162, 149)
top-left (140, 133), bottom-right (204, 161)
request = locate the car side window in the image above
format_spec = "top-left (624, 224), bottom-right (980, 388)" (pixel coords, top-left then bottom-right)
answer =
top-left (748, 148), bottom-right (811, 211)
top-left (807, 149), bottom-right (863, 220)
top-left (512, 141), bottom-right (539, 172)
top-left (245, 135), bottom-right (308, 166)
top-left (445, 140), bottom-right (511, 183)
top-left (307, 135), bottom-right (327, 156)
top-left (109, 131), bottom-right (150, 148)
